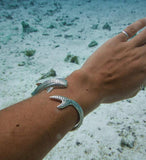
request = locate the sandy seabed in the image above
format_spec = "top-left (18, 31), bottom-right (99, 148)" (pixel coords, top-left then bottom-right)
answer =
top-left (0, 0), bottom-right (146, 159)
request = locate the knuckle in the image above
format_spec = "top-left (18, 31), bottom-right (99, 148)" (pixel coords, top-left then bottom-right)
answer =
top-left (127, 26), bottom-right (137, 35)
top-left (138, 18), bottom-right (146, 26)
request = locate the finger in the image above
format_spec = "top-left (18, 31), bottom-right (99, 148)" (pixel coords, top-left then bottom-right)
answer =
top-left (116, 18), bottom-right (146, 42)
top-left (129, 28), bottom-right (146, 47)
top-left (136, 44), bottom-right (146, 74)
top-left (136, 43), bottom-right (146, 55)
top-left (134, 45), bottom-right (146, 62)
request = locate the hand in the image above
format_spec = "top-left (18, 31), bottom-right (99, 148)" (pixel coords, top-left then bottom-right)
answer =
top-left (81, 18), bottom-right (146, 103)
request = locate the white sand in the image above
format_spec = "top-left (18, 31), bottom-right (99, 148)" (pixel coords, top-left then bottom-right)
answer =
top-left (0, 0), bottom-right (146, 159)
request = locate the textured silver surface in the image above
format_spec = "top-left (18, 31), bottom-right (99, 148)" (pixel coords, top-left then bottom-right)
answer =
top-left (50, 95), bottom-right (84, 130)
top-left (122, 30), bottom-right (129, 38)
top-left (31, 78), bottom-right (67, 96)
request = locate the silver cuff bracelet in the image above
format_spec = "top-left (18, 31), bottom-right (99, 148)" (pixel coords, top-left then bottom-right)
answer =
top-left (50, 95), bottom-right (84, 130)
top-left (31, 78), bottom-right (84, 130)
top-left (31, 78), bottom-right (68, 96)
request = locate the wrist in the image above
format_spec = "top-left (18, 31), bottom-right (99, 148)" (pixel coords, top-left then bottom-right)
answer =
top-left (65, 69), bottom-right (103, 115)
top-left (39, 69), bottom-right (103, 132)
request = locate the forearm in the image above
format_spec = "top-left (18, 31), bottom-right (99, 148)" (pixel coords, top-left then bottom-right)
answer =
top-left (0, 70), bottom-right (102, 160)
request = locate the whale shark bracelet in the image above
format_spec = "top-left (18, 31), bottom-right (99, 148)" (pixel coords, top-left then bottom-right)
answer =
top-left (31, 78), bottom-right (84, 130)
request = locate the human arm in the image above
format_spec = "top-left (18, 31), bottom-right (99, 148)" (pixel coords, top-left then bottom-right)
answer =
top-left (0, 18), bottom-right (146, 160)
top-left (0, 70), bottom-right (97, 160)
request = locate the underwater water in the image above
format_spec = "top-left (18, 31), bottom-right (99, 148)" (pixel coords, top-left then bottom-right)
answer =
top-left (0, 0), bottom-right (146, 160)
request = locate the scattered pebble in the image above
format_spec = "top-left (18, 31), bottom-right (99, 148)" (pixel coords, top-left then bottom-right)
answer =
top-left (107, 121), bottom-right (115, 126)
top-left (61, 21), bottom-right (74, 26)
top-left (42, 33), bottom-right (49, 36)
top-left (58, 16), bottom-right (79, 27)
top-left (30, 1), bottom-right (34, 6)
top-left (88, 40), bottom-right (98, 47)
top-left (21, 21), bottom-right (38, 34)
top-left (47, 24), bottom-right (57, 29)
top-left (64, 34), bottom-right (73, 39)
top-left (64, 54), bottom-right (79, 64)
top-left (24, 49), bottom-right (36, 57)
top-left (76, 141), bottom-right (82, 146)
top-left (84, 148), bottom-right (92, 154)
top-left (64, 54), bottom-right (72, 62)
top-left (18, 61), bottom-right (26, 66)
top-left (55, 34), bottom-right (62, 37)
top-left (102, 22), bottom-right (111, 31)
top-left (141, 86), bottom-right (145, 90)
top-left (126, 99), bottom-right (132, 103)
top-left (120, 135), bottom-right (135, 148)
top-left (119, 126), bottom-right (136, 149)
top-left (39, 68), bottom-right (56, 80)
top-left (70, 56), bottom-right (79, 64)
top-left (54, 45), bottom-right (60, 48)
top-left (91, 24), bottom-right (98, 29)
top-left (117, 147), bottom-right (123, 153)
